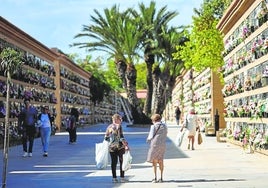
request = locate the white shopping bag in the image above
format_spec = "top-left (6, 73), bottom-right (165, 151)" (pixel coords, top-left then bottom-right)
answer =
top-left (176, 129), bottom-right (186, 147)
top-left (122, 150), bottom-right (132, 171)
top-left (95, 140), bottom-right (109, 169)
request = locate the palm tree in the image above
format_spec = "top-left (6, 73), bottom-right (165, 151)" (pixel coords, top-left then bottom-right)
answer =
top-left (72, 5), bottom-right (148, 123)
top-left (132, 1), bottom-right (179, 115)
top-left (0, 47), bottom-right (22, 188)
top-left (132, 1), bottom-right (183, 115)
top-left (132, 1), bottom-right (178, 115)
top-left (151, 26), bottom-right (185, 115)
top-left (157, 27), bottom-right (185, 113)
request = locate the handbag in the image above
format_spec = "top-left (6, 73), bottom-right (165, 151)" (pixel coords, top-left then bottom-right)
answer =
top-left (185, 115), bottom-right (188, 128)
top-left (95, 140), bottom-right (109, 169)
top-left (109, 142), bottom-right (124, 152)
top-left (122, 150), bottom-right (132, 171)
top-left (176, 129), bottom-right (186, 147)
top-left (197, 132), bottom-right (203, 145)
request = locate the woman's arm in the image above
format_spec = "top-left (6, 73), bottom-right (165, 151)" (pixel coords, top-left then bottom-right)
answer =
top-left (104, 124), bottom-right (112, 141)
top-left (120, 127), bottom-right (129, 149)
top-left (147, 125), bottom-right (155, 141)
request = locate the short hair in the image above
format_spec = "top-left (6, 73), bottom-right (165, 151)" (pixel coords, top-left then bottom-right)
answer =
top-left (71, 107), bottom-right (79, 121)
top-left (24, 99), bottom-right (30, 104)
top-left (151, 114), bottom-right (161, 122)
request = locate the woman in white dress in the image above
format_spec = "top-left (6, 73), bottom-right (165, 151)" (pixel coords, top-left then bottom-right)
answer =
top-left (181, 107), bottom-right (199, 150)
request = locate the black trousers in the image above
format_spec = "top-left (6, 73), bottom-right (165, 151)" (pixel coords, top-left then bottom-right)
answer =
top-left (22, 126), bottom-right (36, 153)
top-left (110, 149), bottom-right (125, 178)
top-left (68, 127), bottom-right (77, 143)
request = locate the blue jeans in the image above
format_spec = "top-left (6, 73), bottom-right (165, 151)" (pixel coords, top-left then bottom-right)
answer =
top-left (40, 127), bottom-right (51, 152)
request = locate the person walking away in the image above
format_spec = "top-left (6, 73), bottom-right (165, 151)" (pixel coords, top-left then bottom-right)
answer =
top-left (104, 114), bottom-right (129, 183)
top-left (181, 107), bottom-right (199, 150)
top-left (68, 107), bottom-right (79, 144)
top-left (18, 99), bottom-right (38, 157)
top-left (146, 114), bottom-right (168, 183)
top-left (38, 106), bottom-right (54, 157)
top-left (175, 106), bottom-right (181, 125)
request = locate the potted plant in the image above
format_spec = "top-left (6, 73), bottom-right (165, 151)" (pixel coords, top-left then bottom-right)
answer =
top-left (261, 65), bottom-right (268, 86)
top-left (258, 0), bottom-right (268, 27)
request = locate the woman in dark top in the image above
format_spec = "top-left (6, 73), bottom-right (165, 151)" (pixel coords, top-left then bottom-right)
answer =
top-left (104, 114), bottom-right (128, 183)
top-left (68, 107), bottom-right (79, 144)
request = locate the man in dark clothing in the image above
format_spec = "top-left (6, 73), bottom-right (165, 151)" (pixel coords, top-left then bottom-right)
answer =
top-left (18, 99), bottom-right (38, 157)
top-left (175, 106), bottom-right (181, 125)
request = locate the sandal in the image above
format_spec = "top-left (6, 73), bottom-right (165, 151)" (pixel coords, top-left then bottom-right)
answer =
top-left (152, 178), bottom-right (157, 183)
top-left (158, 179), bottom-right (163, 183)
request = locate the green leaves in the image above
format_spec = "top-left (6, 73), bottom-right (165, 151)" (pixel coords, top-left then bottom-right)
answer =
top-left (173, 0), bottom-right (225, 74)
top-left (0, 47), bottom-right (23, 77)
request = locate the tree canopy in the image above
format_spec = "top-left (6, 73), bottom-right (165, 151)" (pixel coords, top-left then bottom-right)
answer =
top-left (173, 0), bottom-right (226, 74)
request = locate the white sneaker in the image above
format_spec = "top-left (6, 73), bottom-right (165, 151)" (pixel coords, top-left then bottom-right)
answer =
top-left (112, 178), bottom-right (118, 183)
top-left (28, 153), bottom-right (32, 157)
top-left (120, 178), bottom-right (128, 183)
top-left (22, 152), bottom-right (28, 157)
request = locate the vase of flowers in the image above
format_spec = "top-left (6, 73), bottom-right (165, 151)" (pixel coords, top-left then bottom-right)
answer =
top-left (262, 65), bottom-right (268, 86)
top-left (258, 0), bottom-right (268, 27)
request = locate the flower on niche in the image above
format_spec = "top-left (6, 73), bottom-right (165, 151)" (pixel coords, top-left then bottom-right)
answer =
top-left (251, 41), bottom-right (258, 53)
top-left (258, 0), bottom-right (268, 19)
top-left (242, 23), bottom-right (250, 39)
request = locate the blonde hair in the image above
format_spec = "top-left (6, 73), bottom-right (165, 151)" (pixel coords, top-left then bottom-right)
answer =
top-left (151, 114), bottom-right (161, 122)
top-left (189, 107), bottom-right (195, 114)
top-left (112, 114), bottom-right (122, 121)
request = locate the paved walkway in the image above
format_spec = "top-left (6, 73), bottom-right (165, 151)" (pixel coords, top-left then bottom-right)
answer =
top-left (1, 123), bottom-right (268, 188)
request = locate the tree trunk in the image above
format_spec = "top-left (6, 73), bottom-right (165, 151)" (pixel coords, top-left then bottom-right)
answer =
top-left (152, 67), bottom-right (176, 117)
top-left (154, 78), bottom-right (166, 114)
top-left (116, 60), bottom-right (127, 89)
top-left (115, 60), bottom-right (151, 124)
top-left (2, 71), bottom-right (10, 188)
top-left (124, 63), bottom-right (150, 124)
top-left (143, 53), bottom-right (154, 115)
top-left (152, 65), bottom-right (161, 114)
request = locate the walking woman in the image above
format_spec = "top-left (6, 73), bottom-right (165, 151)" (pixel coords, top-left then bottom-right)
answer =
top-left (104, 114), bottom-right (128, 183)
top-left (38, 106), bottom-right (54, 157)
top-left (181, 107), bottom-right (199, 150)
top-left (146, 114), bottom-right (168, 183)
top-left (68, 107), bottom-right (79, 144)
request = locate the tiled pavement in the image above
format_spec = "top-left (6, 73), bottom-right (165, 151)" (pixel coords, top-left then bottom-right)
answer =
top-left (1, 122), bottom-right (268, 188)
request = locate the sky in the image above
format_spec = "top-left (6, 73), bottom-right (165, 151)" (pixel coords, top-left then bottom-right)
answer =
top-left (1, 0), bottom-right (202, 60)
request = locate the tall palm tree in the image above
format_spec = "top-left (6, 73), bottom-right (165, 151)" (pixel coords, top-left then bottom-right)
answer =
top-left (152, 26), bottom-right (185, 115)
top-left (0, 47), bottom-right (22, 188)
top-left (72, 5), bottom-right (147, 123)
top-left (133, 1), bottom-right (179, 115)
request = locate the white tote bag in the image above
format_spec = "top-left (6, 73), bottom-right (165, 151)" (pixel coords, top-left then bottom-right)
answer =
top-left (95, 140), bottom-right (109, 169)
top-left (122, 150), bottom-right (132, 171)
top-left (176, 129), bottom-right (186, 147)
